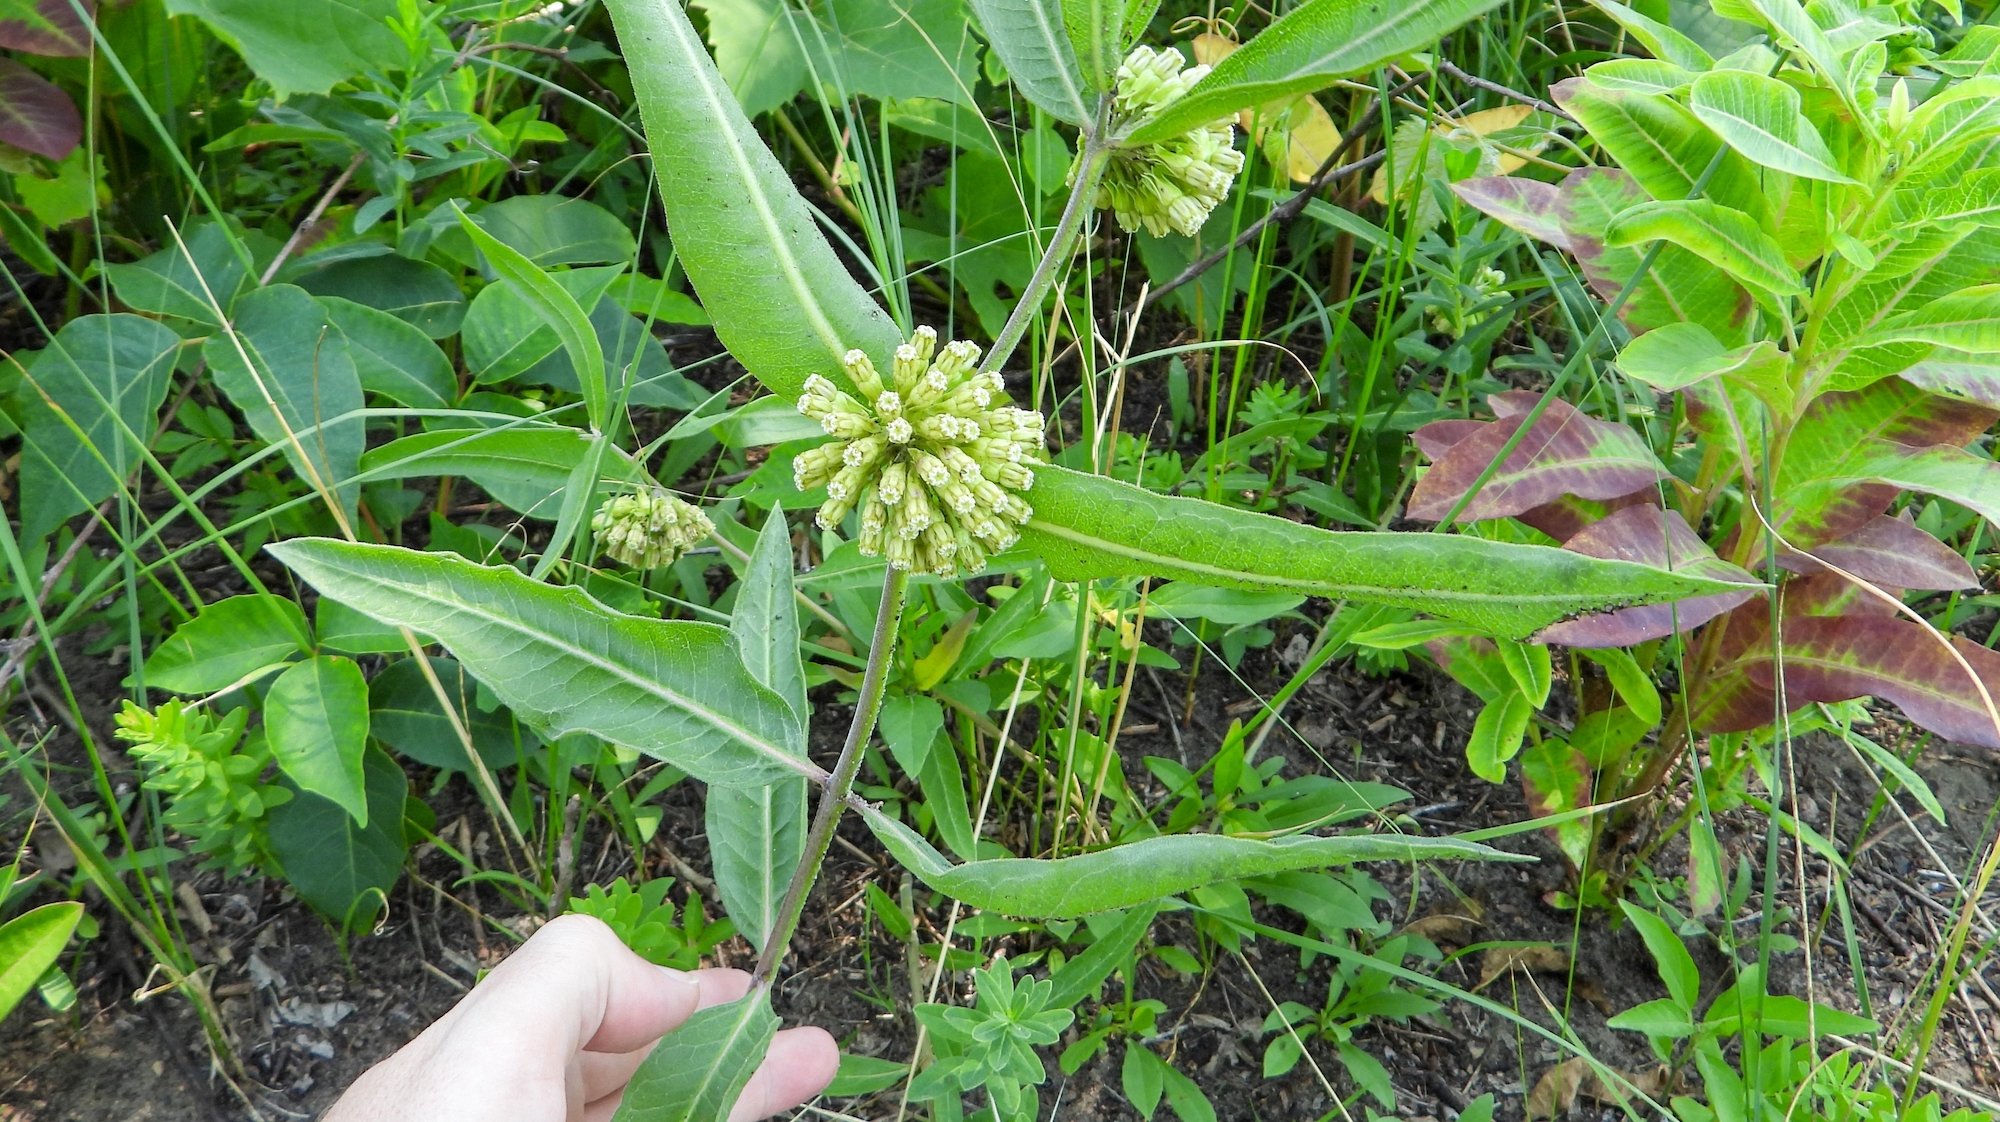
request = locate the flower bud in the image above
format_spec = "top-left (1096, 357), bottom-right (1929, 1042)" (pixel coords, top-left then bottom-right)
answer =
top-left (592, 489), bottom-right (714, 569)
top-left (843, 348), bottom-right (886, 401)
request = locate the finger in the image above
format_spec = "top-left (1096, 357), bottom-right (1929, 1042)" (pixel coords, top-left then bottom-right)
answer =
top-left (726, 1027), bottom-right (840, 1122)
top-left (577, 968), bottom-right (755, 1102)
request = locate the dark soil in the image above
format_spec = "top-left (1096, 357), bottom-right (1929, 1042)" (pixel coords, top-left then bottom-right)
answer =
top-left (4, 612), bottom-right (1997, 1122)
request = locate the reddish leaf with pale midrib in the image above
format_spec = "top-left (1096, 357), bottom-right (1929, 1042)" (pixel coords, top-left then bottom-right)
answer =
top-left (1773, 376), bottom-right (1996, 547)
top-left (1779, 514), bottom-right (1977, 591)
top-left (1536, 504), bottom-right (1759, 647)
top-left (0, 59), bottom-right (79, 160)
top-left (1693, 571), bottom-right (1900, 734)
top-left (0, 0), bottom-right (94, 56)
top-left (1517, 492), bottom-right (1654, 543)
top-left (1745, 616), bottom-right (2000, 749)
top-left (1452, 176), bottom-right (1573, 251)
top-left (1407, 395), bottom-right (1668, 524)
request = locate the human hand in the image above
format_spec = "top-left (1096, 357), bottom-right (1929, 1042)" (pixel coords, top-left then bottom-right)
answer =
top-left (325, 914), bottom-right (836, 1122)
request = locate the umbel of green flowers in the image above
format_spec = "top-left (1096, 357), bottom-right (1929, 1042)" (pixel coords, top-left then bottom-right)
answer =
top-left (1080, 45), bottom-right (1246, 238)
top-left (592, 488), bottom-right (714, 569)
top-left (794, 326), bottom-right (1045, 578)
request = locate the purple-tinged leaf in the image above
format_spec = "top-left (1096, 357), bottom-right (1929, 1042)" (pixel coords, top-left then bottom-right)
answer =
top-left (1536, 504), bottom-right (1760, 647)
top-left (1693, 571), bottom-right (1897, 734)
top-left (1411, 419), bottom-right (1485, 461)
top-left (0, 0), bottom-right (94, 56)
top-left (1516, 491), bottom-right (1655, 543)
top-left (1451, 176), bottom-right (1573, 250)
top-left (1746, 616), bottom-right (2000, 749)
top-left (1407, 396), bottom-right (1669, 524)
top-left (1486, 390), bottom-right (1541, 418)
top-left (1780, 514), bottom-right (1978, 591)
top-left (0, 59), bottom-right (79, 160)
top-left (1900, 359), bottom-right (2000, 410)
top-left (1772, 376), bottom-right (1997, 546)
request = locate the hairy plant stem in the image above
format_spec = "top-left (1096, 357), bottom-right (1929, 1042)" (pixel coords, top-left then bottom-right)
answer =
top-left (754, 568), bottom-right (910, 985)
top-left (979, 102), bottom-right (1112, 376)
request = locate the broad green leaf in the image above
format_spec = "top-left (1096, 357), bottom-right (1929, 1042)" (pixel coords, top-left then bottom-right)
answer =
top-left (1497, 639), bottom-right (1552, 707)
top-left (969, 0), bottom-right (1093, 123)
top-left (1023, 467), bottom-right (1740, 639)
top-left (454, 207), bottom-right (608, 433)
top-left (1061, 0), bottom-right (1122, 93)
top-left (293, 254), bottom-right (468, 339)
top-left (102, 221), bottom-right (249, 328)
top-left (607, 0), bottom-right (903, 400)
top-left (14, 313), bottom-right (180, 544)
top-left (1744, 0), bottom-right (1858, 119)
top-left (318, 296), bottom-right (454, 410)
top-left (317, 597), bottom-right (415, 655)
top-left (1852, 441), bottom-right (2000, 528)
top-left (1584, 0), bottom-right (1714, 71)
top-left (267, 746), bottom-right (408, 923)
top-left (162, 0), bottom-right (400, 97)
top-left (204, 284), bottom-right (365, 521)
top-left (265, 655), bottom-right (372, 826)
top-left (143, 594), bottom-right (311, 693)
top-left (1619, 900), bottom-right (1699, 1006)
top-left (1862, 284), bottom-right (2000, 352)
top-left (1552, 167), bottom-right (1754, 344)
top-left (1687, 70), bottom-right (1854, 182)
top-left (1618, 325), bottom-right (1790, 413)
top-left (610, 992), bottom-right (779, 1122)
top-left (1607, 996), bottom-right (1695, 1037)
top-left (1464, 691), bottom-right (1531, 782)
top-left (359, 427), bottom-right (645, 518)
top-left (1606, 199), bottom-right (1804, 297)
top-left (472, 194), bottom-right (637, 267)
top-left (461, 265), bottom-right (623, 385)
top-left (689, 0), bottom-right (809, 117)
top-left (863, 806), bottom-right (1529, 917)
top-left (825, 1053), bottom-right (910, 1096)
top-left (1582, 58), bottom-right (1699, 95)
top-left (266, 539), bottom-right (812, 787)
top-left (878, 693), bottom-right (944, 775)
top-left (809, 0), bottom-right (984, 105)
top-left (1124, 0), bottom-right (1510, 146)
top-left (368, 656), bottom-right (527, 772)
top-left (0, 902), bottom-right (82, 1023)
top-left (1550, 79), bottom-right (1771, 228)
top-left (709, 506), bottom-right (809, 953)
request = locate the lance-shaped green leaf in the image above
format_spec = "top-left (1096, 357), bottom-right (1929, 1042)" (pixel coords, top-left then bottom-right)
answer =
top-left (864, 807), bottom-right (1527, 917)
top-left (1124, 0), bottom-right (1509, 146)
top-left (265, 655), bottom-right (372, 827)
top-left (1606, 199), bottom-right (1804, 297)
top-left (603, 0), bottom-right (903, 400)
top-left (1406, 391), bottom-right (1669, 523)
top-left (1861, 284), bottom-right (2000, 353)
top-left (15, 313), bottom-right (181, 545)
top-left (1586, 58), bottom-right (1699, 95)
top-left (359, 427), bottom-right (646, 518)
top-left (1022, 466), bottom-right (1737, 639)
top-left (969, 0), bottom-right (1093, 123)
top-left (318, 296), bottom-right (455, 410)
top-left (0, 903), bottom-right (82, 1023)
top-left (610, 992), bottom-right (779, 1122)
top-left (708, 507), bottom-right (809, 953)
top-left (265, 539), bottom-right (814, 787)
top-left (1748, 615), bottom-right (2000, 749)
top-left (1617, 325), bottom-right (1791, 412)
top-left (454, 206), bottom-right (608, 434)
top-left (102, 221), bottom-right (250, 328)
top-left (1687, 70), bottom-right (1855, 183)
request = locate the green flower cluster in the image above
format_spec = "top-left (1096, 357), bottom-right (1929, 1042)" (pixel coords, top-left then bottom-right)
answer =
top-left (793, 326), bottom-right (1045, 578)
top-left (1084, 45), bottom-right (1245, 238)
top-left (115, 700), bottom-right (290, 876)
top-left (591, 488), bottom-right (714, 569)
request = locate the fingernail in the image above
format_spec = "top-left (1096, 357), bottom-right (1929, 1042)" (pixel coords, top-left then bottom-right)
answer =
top-left (658, 966), bottom-right (698, 989)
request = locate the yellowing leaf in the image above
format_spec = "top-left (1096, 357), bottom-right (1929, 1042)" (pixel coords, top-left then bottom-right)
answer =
top-left (1194, 33), bottom-right (1345, 183)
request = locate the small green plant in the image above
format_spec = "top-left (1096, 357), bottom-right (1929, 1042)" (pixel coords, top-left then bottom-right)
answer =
top-left (1258, 935), bottom-right (1440, 1110)
top-left (911, 958), bottom-right (1075, 1122)
top-left (114, 700), bottom-right (289, 876)
top-left (567, 878), bottom-right (734, 971)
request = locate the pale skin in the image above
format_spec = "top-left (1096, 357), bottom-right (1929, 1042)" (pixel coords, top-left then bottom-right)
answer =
top-left (325, 915), bottom-right (837, 1122)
